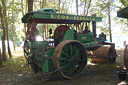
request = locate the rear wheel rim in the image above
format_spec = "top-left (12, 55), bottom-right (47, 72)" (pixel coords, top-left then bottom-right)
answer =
top-left (53, 40), bottom-right (87, 79)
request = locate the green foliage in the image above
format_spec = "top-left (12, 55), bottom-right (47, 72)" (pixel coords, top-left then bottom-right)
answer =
top-left (118, 0), bottom-right (128, 34)
top-left (37, 24), bottom-right (57, 37)
top-left (120, 0), bottom-right (128, 7)
top-left (0, 0), bottom-right (25, 41)
top-left (0, 0), bottom-right (124, 42)
top-left (88, 0), bottom-right (117, 39)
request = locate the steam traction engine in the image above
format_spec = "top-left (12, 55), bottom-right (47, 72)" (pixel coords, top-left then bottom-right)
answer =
top-left (22, 8), bottom-right (117, 79)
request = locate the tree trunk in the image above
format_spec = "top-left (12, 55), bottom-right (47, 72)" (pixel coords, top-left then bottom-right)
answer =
top-left (86, 0), bottom-right (92, 16)
top-left (28, 0), bottom-right (33, 12)
top-left (6, 7), bottom-right (12, 57)
top-left (2, 0), bottom-right (12, 58)
top-left (61, 0), bottom-right (66, 13)
top-left (0, 49), bottom-right (3, 67)
top-left (58, 0), bottom-right (60, 13)
top-left (25, 0), bottom-right (28, 13)
top-left (41, 0), bottom-right (46, 9)
top-left (76, 0), bottom-right (78, 15)
top-left (11, 10), bottom-right (15, 51)
top-left (108, 7), bottom-right (112, 42)
top-left (11, 30), bottom-right (15, 51)
top-left (0, 2), bottom-right (7, 61)
top-left (83, 0), bottom-right (87, 15)
top-left (40, 0), bottom-right (42, 8)
top-left (7, 26), bottom-right (12, 58)
top-left (21, 0), bottom-right (27, 37)
top-left (1, 38), bottom-right (7, 61)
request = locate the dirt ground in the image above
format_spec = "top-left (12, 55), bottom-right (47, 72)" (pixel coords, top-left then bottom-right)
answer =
top-left (0, 50), bottom-right (128, 85)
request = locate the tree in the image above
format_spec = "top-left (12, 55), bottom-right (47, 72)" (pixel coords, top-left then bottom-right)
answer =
top-left (89, 0), bottom-right (116, 42)
top-left (21, 0), bottom-right (27, 37)
top-left (0, 49), bottom-right (3, 66)
top-left (120, 0), bottom-right (128, 6)
top-left (2, 0), bottom-right (12, 58)
top-left (76, 0), bottom-right (78, 15)
top-left (6, 10), bottom-right (12, 58)
top-left (75, 0), bottom-right (92, 30)
top-left (28, 0), bottom-right (33, 12)
top-left (0, 0), bottom-right (7, 61)
top-left (119, 0), bottom-right (128, 33)
top-left (11, 0), bottom-right (15, 51)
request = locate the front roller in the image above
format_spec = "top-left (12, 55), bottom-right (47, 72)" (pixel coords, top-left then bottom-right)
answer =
top-left (91, 46), bottom-right (116, 63)
top-left (124, 45), bottom-right (128, 71)
top-left (53, 40), bottom-right (87, 79)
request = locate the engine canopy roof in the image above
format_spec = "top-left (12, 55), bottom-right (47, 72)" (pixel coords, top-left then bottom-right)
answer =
top-left (117, 7), bottom-right (128, 19)
top-left (22, 8), bottom-right (102, 24)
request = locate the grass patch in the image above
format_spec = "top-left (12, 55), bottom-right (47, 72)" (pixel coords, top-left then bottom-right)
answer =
top-left (86, 55), bottom-right (124, 71)
top-left (0, 50), bottom-right (125, 73)
top-left (0, 52), bottom-right (31, 72)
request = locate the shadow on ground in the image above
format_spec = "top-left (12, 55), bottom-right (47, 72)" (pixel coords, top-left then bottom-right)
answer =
top-left (0, 50), bottom-right (127, 85)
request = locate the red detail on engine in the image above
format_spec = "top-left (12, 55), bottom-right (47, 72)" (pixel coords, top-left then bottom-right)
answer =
top-left (54, 25), bottom-right (69, 39)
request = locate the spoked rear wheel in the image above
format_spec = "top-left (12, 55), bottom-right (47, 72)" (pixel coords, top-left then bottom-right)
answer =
top-left (53, 40), bottom-right (87, 79)
top-left (124, 45), bottom-right (128, 71)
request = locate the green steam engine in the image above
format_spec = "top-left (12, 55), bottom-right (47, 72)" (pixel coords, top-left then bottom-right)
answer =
top-left (22, 8), bottom-right (117, 79)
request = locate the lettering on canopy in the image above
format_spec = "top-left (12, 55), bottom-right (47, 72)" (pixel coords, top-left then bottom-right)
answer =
top-left (50, 14), bottom-right (96, 21)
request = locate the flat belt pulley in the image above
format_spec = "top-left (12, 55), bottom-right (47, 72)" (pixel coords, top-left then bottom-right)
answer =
top-left (53, 40), bottom-right (87, 79)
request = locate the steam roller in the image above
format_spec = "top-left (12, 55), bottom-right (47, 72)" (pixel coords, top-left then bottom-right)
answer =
top-left (22, 8), bottom-right (117, 79)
